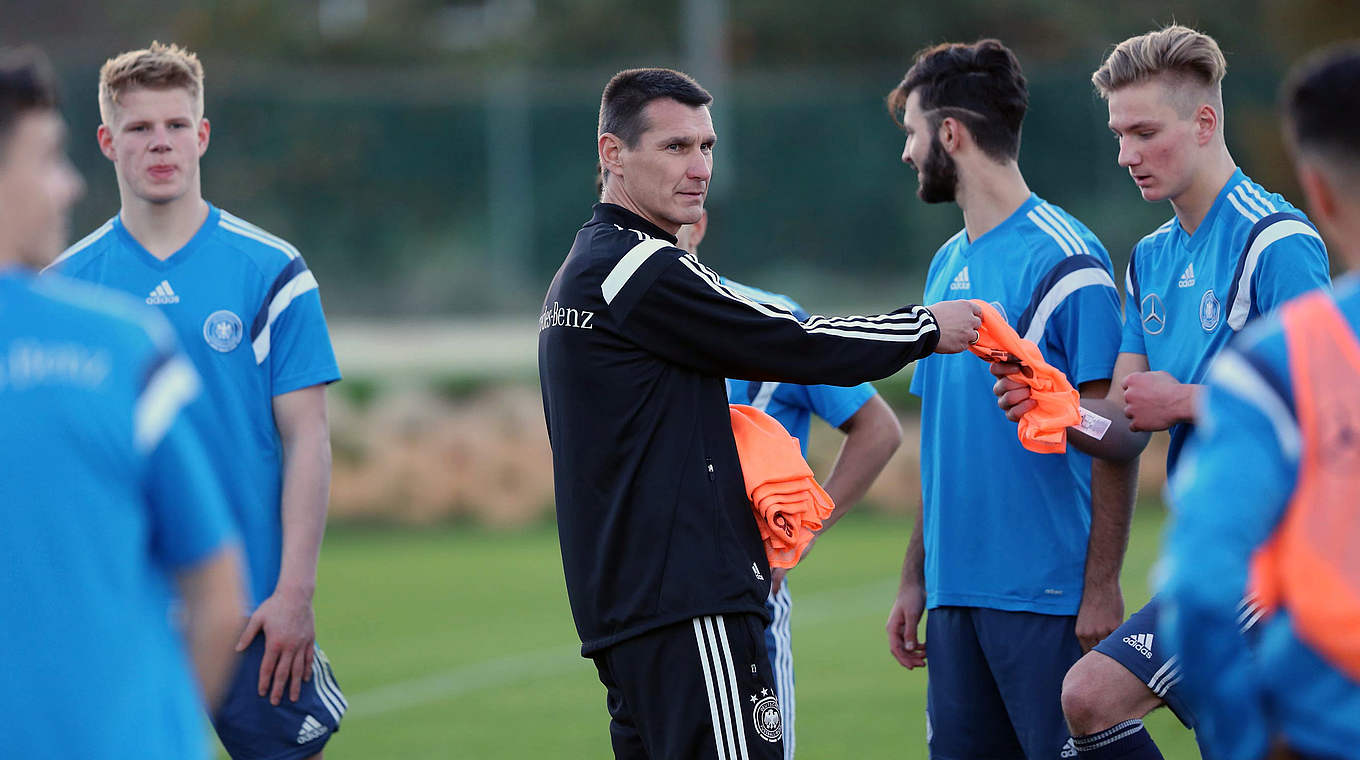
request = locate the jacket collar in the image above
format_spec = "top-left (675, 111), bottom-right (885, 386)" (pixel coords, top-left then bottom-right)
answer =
top-left (587, 203), bottom-right (679, 245)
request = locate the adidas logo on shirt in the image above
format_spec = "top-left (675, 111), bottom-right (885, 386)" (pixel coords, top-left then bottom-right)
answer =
top-left (145, 280), bottom-right (180, 305)
top-left (1123, 633), bottom-right (1154, 659)
top-left (1178, 263), bottom-right (1196, 288)
top-left (296, 715), bottom-right (328, 744)
top-left (949, 267), bottom-right (970, 291)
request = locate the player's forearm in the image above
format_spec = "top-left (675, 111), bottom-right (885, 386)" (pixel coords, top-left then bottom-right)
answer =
top-left (1175, 383), bottom-right (1204, 425)
top-left (275, 421), bottom-right (331, 598)
top-left (178, 547), bottom-right (247, 709)
top-left (898, 508), bottom-right (926, 592)
top-left (1067, 398), bottom-right (1151, 461)
top-left (1083, 457), bottom-right (1136, 590)
top-left (820, 401), bottom-right (902, 531)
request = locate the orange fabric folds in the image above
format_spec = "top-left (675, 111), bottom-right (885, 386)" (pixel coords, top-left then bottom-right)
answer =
top-left (966, 299), bottom-right (1081, 454)
top-left (729, 404), bottom-right (835, 569)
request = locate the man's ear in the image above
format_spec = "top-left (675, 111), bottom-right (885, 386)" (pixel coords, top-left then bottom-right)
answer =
top-left (599, 132), bottom-right (625, 184)
top-left (96, 123), bottom-right (116, 161)
top-left (939, 116), bottom-right (965, 155)
top-left (1193, 103), bottom-right (1220, 147)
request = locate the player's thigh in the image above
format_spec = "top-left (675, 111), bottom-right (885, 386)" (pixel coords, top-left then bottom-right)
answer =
top-left (1086, 597), bottom-right (1196, 729)
top-left (973, 608), bottom-right (1082, 760)
top-left (602, 614), bottom-right (785, 760)
top-left (924, 607), bottom-right (1025, 759)
top-left (212, 638), bottom-right (347, 760)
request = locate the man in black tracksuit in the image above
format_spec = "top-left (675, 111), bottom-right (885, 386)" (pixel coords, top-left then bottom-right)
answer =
top-left (538, 68), bottom-right (982, 760)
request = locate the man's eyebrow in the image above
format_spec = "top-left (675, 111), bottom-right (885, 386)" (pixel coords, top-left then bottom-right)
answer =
top-left (1111, 120), bottom-right (1159, 133)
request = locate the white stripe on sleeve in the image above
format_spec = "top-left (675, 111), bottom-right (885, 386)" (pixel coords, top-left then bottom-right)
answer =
top-left (1227, 192), bottom-right (1261, 224)
top-left (1036, 205), bottom-right (1091, 256)
top-left (134, 356), bottom-right (200, 454)
top-left (1206, 350), bottom-right (1300, 461)
top-left (1226, 219), bottom-right (1322, 330)
top-left (1026, 210), bottom-right (1076, 257)
top-left (678, 256), bottom-right (936, 343)
top-left (1021, 267), bottom-right (1116, 344)
top-left (251, 270), bottom-right (319, 364)
top-left (602, 238), bottom-right (670, 305)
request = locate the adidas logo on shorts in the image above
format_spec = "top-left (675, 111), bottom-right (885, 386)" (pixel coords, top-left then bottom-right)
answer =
top-left (296, 714), bottom-right (328, 744)
top-left (1123, 633), bottom-right (1154, 659)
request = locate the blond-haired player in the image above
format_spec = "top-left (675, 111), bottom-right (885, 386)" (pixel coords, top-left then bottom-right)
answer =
top-left (994, 26), bottom-right (1330, 759)
top-left (48, 42), bottom-right (347, 760)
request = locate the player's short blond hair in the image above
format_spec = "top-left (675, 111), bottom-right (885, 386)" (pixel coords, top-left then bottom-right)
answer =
top-left (98, 41), bottom-right (204, 125)
top-left (1092, 25), bottom-right (1226, 114)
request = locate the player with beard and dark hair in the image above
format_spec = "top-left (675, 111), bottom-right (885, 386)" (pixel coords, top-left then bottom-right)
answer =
top-left (884, 39), bottom-right (1130, 759)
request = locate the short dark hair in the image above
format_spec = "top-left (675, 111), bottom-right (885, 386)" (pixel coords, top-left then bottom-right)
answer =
top-left (887, 39), bottom-right (1029, 162)
top-left (0, 47), bottom-right (59, 155)
top-left (598, 67), bottom-right (712, 149)
top-left (1284, 43), bottom-right (1360, 171)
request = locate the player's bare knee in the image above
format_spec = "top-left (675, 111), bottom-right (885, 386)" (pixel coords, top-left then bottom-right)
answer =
top-left (1061, 652), bottom-right (1155, 735)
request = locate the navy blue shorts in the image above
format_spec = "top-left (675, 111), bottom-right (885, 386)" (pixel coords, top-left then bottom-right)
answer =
top-left (1091, 597), bottom-right (1196, 729)
top-left (925, 606), bottom-right (1081, 759)
top-left (212, 638), bottom-right (348, 760)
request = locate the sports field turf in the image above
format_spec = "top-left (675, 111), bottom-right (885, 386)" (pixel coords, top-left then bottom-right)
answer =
top-left (261, 504), bottom-right (1199, 759)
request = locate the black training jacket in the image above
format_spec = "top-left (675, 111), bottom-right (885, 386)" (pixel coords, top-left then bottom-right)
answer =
top-left (539, 203), bottom-right (940, 656)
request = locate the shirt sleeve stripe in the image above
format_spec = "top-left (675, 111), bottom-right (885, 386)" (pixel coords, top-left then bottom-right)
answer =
top-left (602, 238), bottom-right (671, 305)
top-left (251, 257), bottom-right (310, 340)
top-left (1225, 216), bottom-right (1322, 330)
top-left (1035, 204), bottom-right (1091, 257)
top-left (251, 270), bottom-right (320, 365)
top-left (677, 255), bottom-right (937, 342)
top-left (1026, 209), bottom-right (1077, 257)
top-left (134, 354), bottom-right (200, 454)
top-left (1226, 191), bottom-right (1262, 224)
top-left (1207, 349), bottom-right (1300, 461)
top-left (220, 218), bottom-right (301, 260)
top-left (1234, 183), bottom-right (1272, 218)
top-left (43, 220), bottom-right (115, 271)
top-left (1020, 267), bottom-right (1116, 344)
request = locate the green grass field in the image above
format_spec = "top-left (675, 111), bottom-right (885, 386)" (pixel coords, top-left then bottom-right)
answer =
top-left (284, 505), bottom-right (1198, 759)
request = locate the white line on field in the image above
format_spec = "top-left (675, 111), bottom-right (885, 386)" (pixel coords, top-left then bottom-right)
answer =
top-left (346, 578), bottom-right (899, 719)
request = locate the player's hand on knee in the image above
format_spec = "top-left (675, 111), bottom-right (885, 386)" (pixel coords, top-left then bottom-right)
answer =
top-left (991, 366), bottom-right (1035, 422)
top-left (887, 586), bottom-right (927, 669)
top-left (927, 300), bottom-right (983, 354)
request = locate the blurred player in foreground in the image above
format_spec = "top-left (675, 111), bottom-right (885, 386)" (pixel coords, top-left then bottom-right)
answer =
top-left (0, 45), bottom-right (244, 759)
top-left (678, 211), bottom-right (905, 760)
top-left (994, 25), bottom-right (1331, 759)
top-left (540, 66), bottom-right (981, 759)
top-left (47, 42), bottom-right (346, 759)
top-left (884, 39), bottom-right (1127, 759)
top-left (1161, 43), bottom-right (1360, 760)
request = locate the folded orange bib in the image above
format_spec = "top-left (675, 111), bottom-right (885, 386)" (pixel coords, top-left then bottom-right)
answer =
top-left (966, 299), bottom-right (1081, 454)
top-left (729, 404), bottom-right (835, 569)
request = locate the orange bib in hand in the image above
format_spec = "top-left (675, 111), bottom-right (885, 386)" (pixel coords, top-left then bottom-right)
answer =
top-left (729, 404), bottom-right (835, 569)
top-left (966, 299), bottom-right (1081, 454)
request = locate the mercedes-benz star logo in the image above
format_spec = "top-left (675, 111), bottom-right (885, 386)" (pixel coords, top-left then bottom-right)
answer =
top-left (1141, 293), bottom-right (1166, 335)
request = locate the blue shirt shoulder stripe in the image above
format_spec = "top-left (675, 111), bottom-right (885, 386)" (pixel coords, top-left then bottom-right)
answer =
top-left (250, 256), bottom-right (310, 341)
top-left (1223, 212), bottom-right (1314, 327)
top-left (1126, 246), bottom-right (1140, 306)
top-left (45, 219), bottom-right (116, 272)
top-left (1015, 253), bottom-right (1112, 339)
